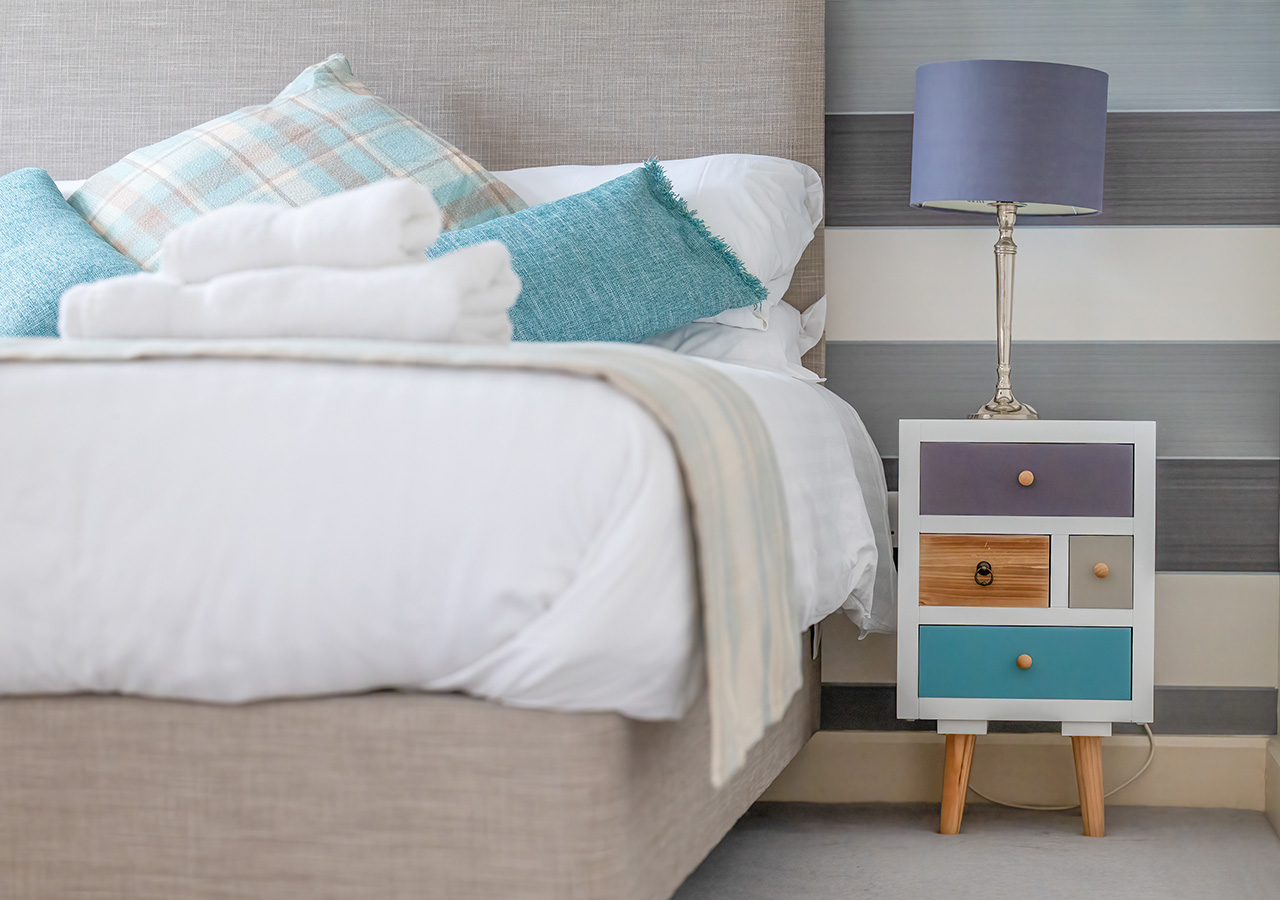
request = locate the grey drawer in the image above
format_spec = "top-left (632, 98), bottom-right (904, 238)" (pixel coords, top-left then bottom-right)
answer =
top-left (1069, 535), bottom-right (1134, 609)
top-left (919, 442), bottom-right (1134, 518)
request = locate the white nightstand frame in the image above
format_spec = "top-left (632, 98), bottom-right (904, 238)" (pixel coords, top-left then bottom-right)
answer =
top-left (897, 419), bottom-right (1156, 727)
top-left (897, 419), bottom-right (1156, 837)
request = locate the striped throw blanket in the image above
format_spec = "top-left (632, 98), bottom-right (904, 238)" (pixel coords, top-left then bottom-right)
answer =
top-left (0, 338), bottom-right (802, 786)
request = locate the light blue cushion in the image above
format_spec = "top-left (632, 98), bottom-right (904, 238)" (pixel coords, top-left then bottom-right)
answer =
top-left (0, 168), bottom-right (141, 336)
top-left (428, 160), bottom-right (768, 343)
top-left (69, 55), bottom-right (525, 270)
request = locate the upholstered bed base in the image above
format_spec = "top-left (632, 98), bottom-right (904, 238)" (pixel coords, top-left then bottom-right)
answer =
top-left (0, 656), bottom-right (817, 899)
top-left (0, 3), bottom-right (826, 896)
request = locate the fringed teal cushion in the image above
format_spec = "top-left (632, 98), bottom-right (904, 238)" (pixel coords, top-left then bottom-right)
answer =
top-left (0, 168), bottom-right (141, 337)
top-left (429, 160), bottom-right (768, 343)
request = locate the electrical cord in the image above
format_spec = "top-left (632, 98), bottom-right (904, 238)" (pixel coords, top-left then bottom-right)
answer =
top-left (965, 723), bottom-right (1156, 812)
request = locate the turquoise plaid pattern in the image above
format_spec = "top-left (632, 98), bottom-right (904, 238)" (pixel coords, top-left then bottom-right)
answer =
top-left (69, 55), bottom-right (525, 270)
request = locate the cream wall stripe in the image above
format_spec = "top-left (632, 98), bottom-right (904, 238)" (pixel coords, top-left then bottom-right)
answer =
top-left (824, 227), bottom-right (1280, 342)
top-left (822, 616), bottom-right (896, 684)
top-left (762, 731), bottom-right (1269, 809)
top-left (1156, 576), bottom-right (1280, 686)
top-left (822, 575), bottom-right (1280, 688)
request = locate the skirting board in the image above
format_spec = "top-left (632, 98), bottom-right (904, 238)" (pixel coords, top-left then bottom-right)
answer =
top-left (761, 731), bottom-right (1270, 810)
top-left (1267, 738), bottom-right (1280, 839)
top-left (821, 684), bottom-right (1280, 737)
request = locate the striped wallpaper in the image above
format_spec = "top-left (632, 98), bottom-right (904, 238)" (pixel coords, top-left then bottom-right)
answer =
top-left (820, 0), bottom-right (1280, 737)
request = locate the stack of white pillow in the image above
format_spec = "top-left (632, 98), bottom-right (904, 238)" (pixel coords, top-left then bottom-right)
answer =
top-left (58, 154), bottom-right (826, 378)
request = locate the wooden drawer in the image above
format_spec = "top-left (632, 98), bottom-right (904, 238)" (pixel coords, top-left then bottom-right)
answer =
top-left (1069, 535), bottom-right (1134, 609)
top-left (918, 625), bottom-right (1132, 700)
top-left (918, 534), bottom-right (1049, 607)
top-left (919, 442), bottom-right (1134, 518)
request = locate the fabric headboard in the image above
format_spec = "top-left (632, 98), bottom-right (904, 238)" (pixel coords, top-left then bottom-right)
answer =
top-left (2, 1), bottom-right (824, 340)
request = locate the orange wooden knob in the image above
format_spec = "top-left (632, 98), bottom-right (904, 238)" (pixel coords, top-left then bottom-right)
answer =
top-left (1016, 654), bottom-right (1033, 670)
top-left (1018, 470), bottom-right (1035, 486)
top-left (1093, 562), bottom-right (1110, 579)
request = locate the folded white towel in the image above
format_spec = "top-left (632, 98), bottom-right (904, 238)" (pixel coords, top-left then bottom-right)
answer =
top-left (159, 179), bottom-right (444, 283)
top-left (60, 241), bottom-right (518, 343)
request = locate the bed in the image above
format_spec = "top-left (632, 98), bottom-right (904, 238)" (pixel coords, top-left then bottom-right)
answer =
top-left (0, 3), bottom-right (877, 898)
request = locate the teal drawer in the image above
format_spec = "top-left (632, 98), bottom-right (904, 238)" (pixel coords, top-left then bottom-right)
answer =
top-left (919, 625), bottom-right (1131, 700)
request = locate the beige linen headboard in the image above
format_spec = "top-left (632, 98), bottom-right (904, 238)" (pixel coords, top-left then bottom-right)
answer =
top-left (2, 1), bottom-right (824, 356)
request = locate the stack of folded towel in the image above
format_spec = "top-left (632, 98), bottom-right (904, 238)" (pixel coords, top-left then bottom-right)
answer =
top-left (58, 179), bottom-right (520, 343)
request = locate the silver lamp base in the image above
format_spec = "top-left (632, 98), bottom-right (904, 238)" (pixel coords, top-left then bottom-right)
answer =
top-left (969, 393), bottom-right (1038, 420)
top-left (970, 201), bottom-right (1039, 421)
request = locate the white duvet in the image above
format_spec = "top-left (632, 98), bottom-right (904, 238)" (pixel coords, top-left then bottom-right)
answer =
top-left (0, 352), bottom-right (891, 720)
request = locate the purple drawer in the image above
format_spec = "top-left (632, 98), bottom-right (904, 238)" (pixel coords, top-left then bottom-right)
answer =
top-left (920, 442), bottom-right (1134, 517)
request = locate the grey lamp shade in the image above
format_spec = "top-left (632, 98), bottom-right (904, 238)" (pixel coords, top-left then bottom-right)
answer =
top-left (910, 60), bottom-right (1109, 216)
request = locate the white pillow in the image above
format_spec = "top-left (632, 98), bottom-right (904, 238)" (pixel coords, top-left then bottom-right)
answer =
top-left (495, 155), bottom-right (823, 330)
top-left (645, 296), bottom-right (827, 382)
top-left (55, 180), bottom-right (86, 199)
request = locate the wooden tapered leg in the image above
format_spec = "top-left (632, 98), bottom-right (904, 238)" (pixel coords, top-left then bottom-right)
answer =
top-left (1072, 735), bottom-right (1106, 837)
top-left (939, 733), bottom-right (977, 835)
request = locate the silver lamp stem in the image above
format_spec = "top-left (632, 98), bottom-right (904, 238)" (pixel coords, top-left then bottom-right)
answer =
top-left (970, 201), bottom-right (1038, 420)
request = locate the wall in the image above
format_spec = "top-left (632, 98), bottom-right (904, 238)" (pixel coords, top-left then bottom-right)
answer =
top-left (799, 0), bottom-right (1280, 805)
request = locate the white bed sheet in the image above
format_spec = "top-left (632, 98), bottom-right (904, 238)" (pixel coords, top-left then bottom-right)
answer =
top-left (0, 351), bottom-right (889, 720)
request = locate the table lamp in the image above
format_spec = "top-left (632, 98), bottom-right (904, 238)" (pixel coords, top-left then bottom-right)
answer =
top-left (910, 59), bottom-right (1109, 419)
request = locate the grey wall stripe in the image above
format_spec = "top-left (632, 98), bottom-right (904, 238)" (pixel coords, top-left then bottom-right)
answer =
top-left (821, 684), bottom-right (1279, 736)
top-left (827, 341), bottom-right (1280, 459)
top-left (826, 112), bottom-right (1280, 226)
top-left (1156, 460), bottom-right (1280, 573)
top-left (881, 457), bottom-right (1279, 574)
top-left (826, 0), bottom-right (1280, 114)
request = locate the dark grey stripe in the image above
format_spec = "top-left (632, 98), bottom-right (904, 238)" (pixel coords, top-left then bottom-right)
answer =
top-left (1156, 460), bottom-right (1280, 572)
top-left (827, 341), bottom-right (1280, 459)
top-left (821, 684), bottom-right (1279, 736)
top-left (826, 0), bottom-right (1280, 114)
top-left (882, 457), bottom-right (1280, 573)
top-left (826, 112), bottom-right (1280, 226)
top-left (883, 457), bottom-right (899, 491)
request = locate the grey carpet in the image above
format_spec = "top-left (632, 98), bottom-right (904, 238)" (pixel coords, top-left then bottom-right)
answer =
top-left (673, 802), bottom-right (1280, 900)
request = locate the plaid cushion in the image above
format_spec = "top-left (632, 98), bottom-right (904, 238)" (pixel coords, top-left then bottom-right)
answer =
top-left (68, 55), bottom-right (525, 270)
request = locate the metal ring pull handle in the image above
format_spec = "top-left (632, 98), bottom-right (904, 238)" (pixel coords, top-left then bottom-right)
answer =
top-left (974, 560), bottom-right (994, 586)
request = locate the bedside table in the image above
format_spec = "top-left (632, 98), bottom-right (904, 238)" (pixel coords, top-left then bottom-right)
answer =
top-left (896, 419), bottom-right (1156, 837)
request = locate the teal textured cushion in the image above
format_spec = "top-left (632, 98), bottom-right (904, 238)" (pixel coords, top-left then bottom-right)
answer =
top-left (428, 160), bottom-right (767, 343)
top-left (0, 168), bottom-right (141, 336)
